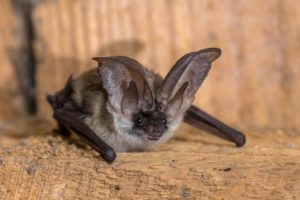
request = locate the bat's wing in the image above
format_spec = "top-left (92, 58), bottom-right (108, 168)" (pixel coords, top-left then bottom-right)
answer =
top-left (47, 76), bottom-right (116, 163)
top-left (184, 105), bottom-right (246, 147)
top-left (52, 109), bottom-right (116, 163)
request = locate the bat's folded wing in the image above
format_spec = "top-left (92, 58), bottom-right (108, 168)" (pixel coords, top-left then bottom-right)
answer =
top-left (52, 109), bottom-right (116, 163)
top-left (184, 105), bottom-right (246, 147)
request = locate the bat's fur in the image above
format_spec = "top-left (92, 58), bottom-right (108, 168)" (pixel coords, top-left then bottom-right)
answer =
top-left (71, 68), bottom-right (181, 152)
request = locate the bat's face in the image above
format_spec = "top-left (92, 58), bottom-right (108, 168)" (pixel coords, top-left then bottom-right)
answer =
top-left (106, 100), bottom-right (179, 144)
top-left (133, 110), bottom-right (168, 141)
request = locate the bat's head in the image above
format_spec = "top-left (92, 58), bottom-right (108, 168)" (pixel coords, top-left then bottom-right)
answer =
top-left (93, 49), bottom-right (221, 144)
top-left (132, 110), bottom-right (168, 141)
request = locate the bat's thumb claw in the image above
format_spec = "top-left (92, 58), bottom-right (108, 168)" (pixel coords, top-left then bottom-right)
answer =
top-left (235, 133), bottom-right (246, 147)
top-left (101, 149), bottom-right (116, 164)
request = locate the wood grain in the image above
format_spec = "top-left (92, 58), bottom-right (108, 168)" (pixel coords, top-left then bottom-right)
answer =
top-left (31, 0), bottom-right (300, 131)
top-left (1, 1), bottom-right (299, 199)
top-left (0, 118), bottom-right (299, 199)
top-left (0, 0), bottom-right (24, 121)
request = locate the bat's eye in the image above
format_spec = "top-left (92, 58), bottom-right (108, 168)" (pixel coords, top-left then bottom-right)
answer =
top-left (136, 116), bottom-right (144, 126)
top-left (161, 119), bottom-right (167, 124)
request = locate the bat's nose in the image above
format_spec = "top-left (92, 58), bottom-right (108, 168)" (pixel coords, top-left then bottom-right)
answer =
top-left (146, 126), bottom-right (164, 140)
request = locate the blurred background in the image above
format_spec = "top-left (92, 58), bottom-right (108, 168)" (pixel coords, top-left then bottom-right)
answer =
top-left (0, 0), bottom-right (299, 133)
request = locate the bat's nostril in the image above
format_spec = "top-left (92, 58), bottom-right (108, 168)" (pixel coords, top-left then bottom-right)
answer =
top-left (153, 129), bottom-right (163, 137)
top-left (148, 126), bottom-right (154, 133)
top-left (155, 127), bottom-right (163, 132)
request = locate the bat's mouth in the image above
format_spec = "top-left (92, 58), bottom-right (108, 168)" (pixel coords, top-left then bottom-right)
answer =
top-left (147, 136), bottom-right (160, 141)
top-left (146, 132), bottom-right (163, 141)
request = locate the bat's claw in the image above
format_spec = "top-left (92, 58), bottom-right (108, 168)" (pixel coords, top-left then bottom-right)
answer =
top-left (101, 149), bottom-right (116, 164)
top-left (235, 133), bottom-right (246, 147)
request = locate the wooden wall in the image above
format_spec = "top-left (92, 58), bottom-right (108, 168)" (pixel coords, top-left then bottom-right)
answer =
top-left (0, 0), bottom-right (23, 121)
top-left (1, 0), bottom-right (299, 131)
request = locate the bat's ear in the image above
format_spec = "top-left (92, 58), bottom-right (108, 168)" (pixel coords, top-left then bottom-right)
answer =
top-left (121, 81), bottom-right (139, 116)
top-left (93, 56), bottom-right (153, 118)
top-left (157, 48), bottom-right (221, 119)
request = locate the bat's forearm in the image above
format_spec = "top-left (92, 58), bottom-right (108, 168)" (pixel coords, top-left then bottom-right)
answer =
top-left (53, 109), bottom-right (116, 163)
top-left (184, 105), bottom-right (246, 147)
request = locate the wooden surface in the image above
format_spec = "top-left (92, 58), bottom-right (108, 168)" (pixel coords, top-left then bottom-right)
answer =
top-left (1, 1), bottom-right (299, 199)
top-left (0, 118), bottom-right (299, 199)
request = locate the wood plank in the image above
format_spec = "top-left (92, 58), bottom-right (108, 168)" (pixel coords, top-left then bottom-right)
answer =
top-left (0, 0), bottom-right (24, 121)
top-left (0, 118), bottom-right (299, 199)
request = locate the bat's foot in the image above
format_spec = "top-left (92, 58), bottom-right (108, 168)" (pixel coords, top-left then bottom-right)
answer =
top-left (53, 128), bottom-right (71, 137)
top-left (52, 123), bottom-right (72, 137)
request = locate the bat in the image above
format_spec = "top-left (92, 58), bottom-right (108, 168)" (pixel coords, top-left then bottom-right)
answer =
top-left (47, 48), bottom-right (246, 163)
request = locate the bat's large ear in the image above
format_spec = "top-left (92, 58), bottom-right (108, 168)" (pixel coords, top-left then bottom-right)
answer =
top-left (157, 48), bottom-right (221, 119)
top-left (93, 56), bottom-right (153, 118)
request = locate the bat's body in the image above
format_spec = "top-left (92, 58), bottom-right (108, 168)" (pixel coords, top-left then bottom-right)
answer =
top-left (47, 48), bottom-right (246, 163)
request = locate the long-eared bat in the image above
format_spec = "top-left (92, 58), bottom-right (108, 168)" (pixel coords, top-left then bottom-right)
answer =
top-left (47, 48), bottom-right (246, 163)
